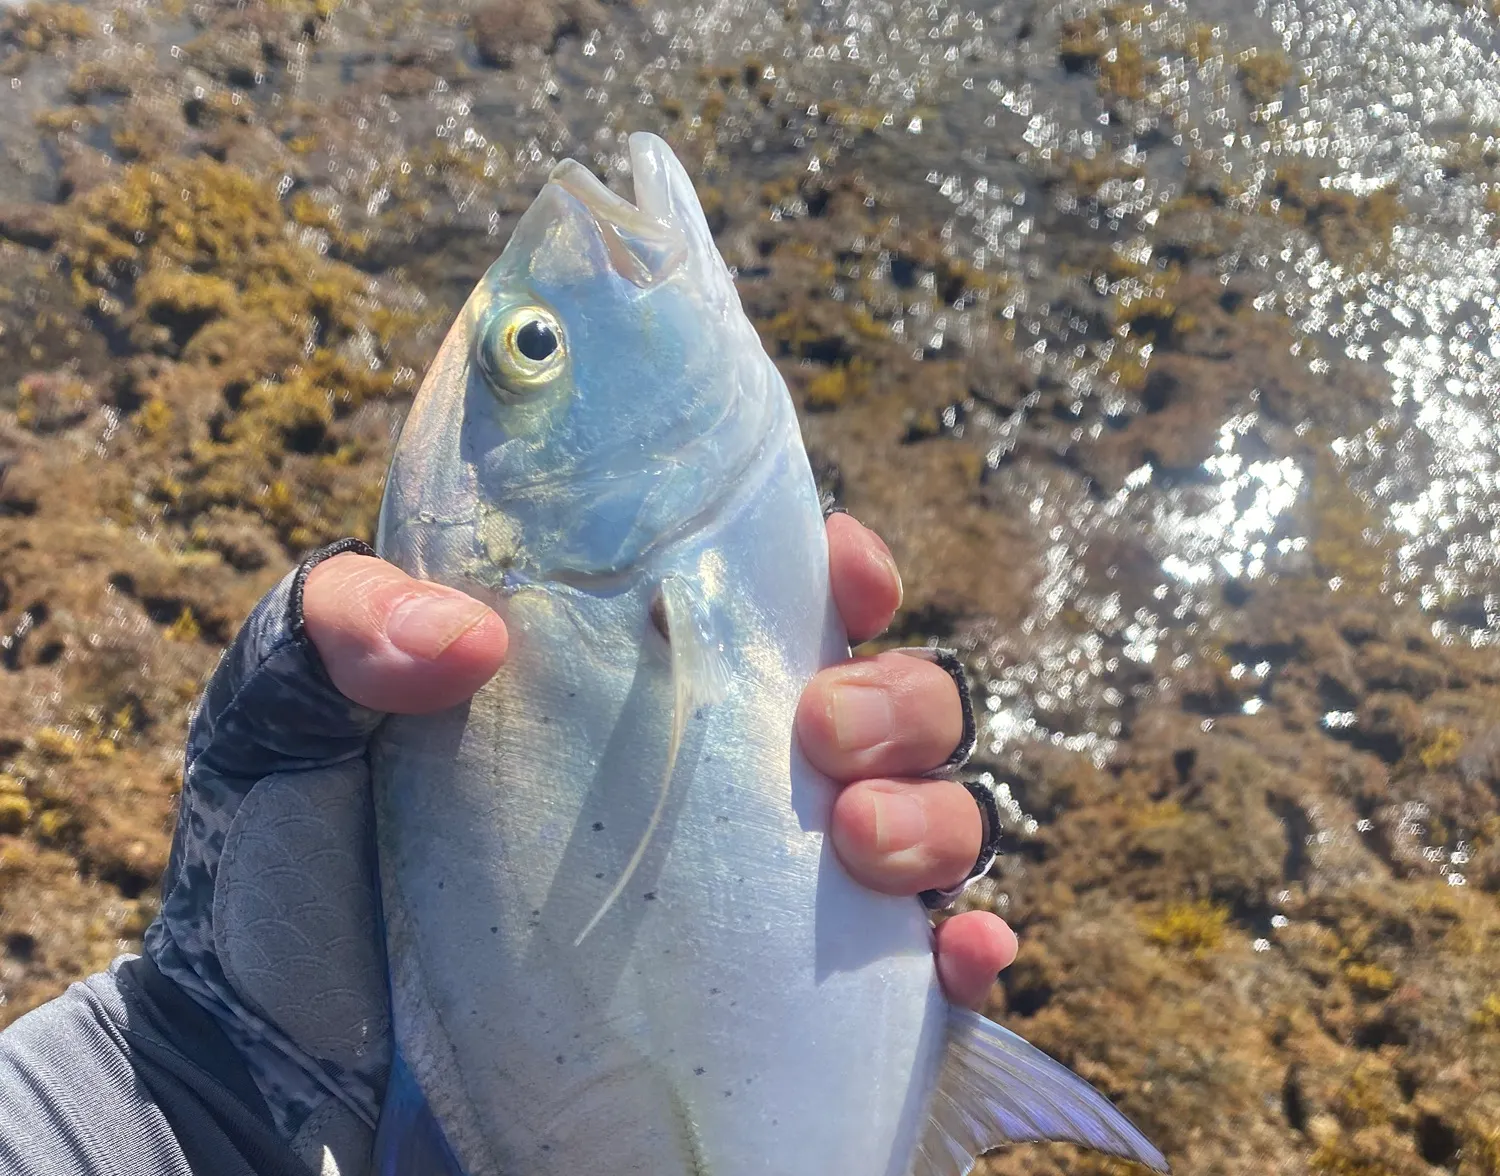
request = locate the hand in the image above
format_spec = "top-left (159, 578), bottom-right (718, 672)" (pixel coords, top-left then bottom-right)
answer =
top-left (145, 519), bottom-right (1016, 1168)
top-left (305, 514), bottom-right (1017, 1009)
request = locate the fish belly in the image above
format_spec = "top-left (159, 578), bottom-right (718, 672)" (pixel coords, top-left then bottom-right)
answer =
top-left (374, 454), bottom-right (948, 1176)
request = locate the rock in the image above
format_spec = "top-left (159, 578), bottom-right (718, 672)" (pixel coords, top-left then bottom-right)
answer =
top-left (15, 371), bottom-right (94, 434)
top-left (1356, 644), bottom-right (1449, 699)
top-left (184, 27), bottom-right (265, 86)
top-left (1354, 690), bottom-right (1423, 762)
top-left (0, 203), bottom-right (58, 250)
top-left (57, 143), bottom-right (114, 200)
top-left (190, 510), bottom-right (281, 573)
top-left (0, 793), bottom-right (30, 835)
top-left (470, 0), bottom-right (602, 67)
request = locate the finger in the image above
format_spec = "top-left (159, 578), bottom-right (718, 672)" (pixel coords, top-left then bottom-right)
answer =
top-left (826, 512), bottom-right (902, 643)
top-left (829, 778), bottom-right (982, 895)
top-left (935, 911), bottom-right (1018, 1010)
top-left (796, 651), bottom-right (963, 781)
top-left (304, 553), bottom-right (507, 714)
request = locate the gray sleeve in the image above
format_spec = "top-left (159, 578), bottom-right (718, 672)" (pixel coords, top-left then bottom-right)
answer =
top-left (0, 968), bottom-right (190, 1176)
top-left (0, 956), bottom-right (314, 1176)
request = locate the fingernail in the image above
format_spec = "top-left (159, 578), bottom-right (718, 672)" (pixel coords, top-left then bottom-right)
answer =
top-left (829, 683), bottom-right (893, 752)
top-left (871, 789), bottom-right (927, 854)
top-left (386, 591), bottom-right (492, 659)
top-left (875, 544), bottom-right (903, 610)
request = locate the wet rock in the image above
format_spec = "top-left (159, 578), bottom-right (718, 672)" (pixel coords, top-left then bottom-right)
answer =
top-left (112, 95), bottom-right (193, 162)
top-left (0, 203), bottom-right (58, 250)
top-left (1355, 645), bottom-right (1448, 700)
top-left (184, 27), bottom-right (265, 86)
top-left (1352, 691), bottom-right (1422, 763)
top-left (64, 56), bottom-right (137, 101)
top-left (1337, 609), bottom-right (1384, 646)
top-left (14, 370), bottom-right (94, 433)
top-left (56, 143), bottom-right (113, 200)
top-left (206, 123), bottom-right (300, 180)
top-left (470, 0), bottom-right (603, 67)
top-left (190, 510), bottom-right (282, 573)
top-left (374, 63), bottom-right (439, 98)
top-left (1, 2), bottom-right (93, 53)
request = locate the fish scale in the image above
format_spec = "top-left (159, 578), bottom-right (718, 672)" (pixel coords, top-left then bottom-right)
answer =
top-left (370, 131), bottom-right (1168, 1176)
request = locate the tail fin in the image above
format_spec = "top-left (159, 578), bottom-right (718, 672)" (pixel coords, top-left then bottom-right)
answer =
top-left (373, 1050), bottom-right (468, 1176)
top-left (913, 1007), bottom-right (1170, 1175)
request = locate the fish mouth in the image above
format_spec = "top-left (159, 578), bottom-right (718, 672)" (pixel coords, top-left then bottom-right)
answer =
top-left (546, 149), bottom-right (688, 288)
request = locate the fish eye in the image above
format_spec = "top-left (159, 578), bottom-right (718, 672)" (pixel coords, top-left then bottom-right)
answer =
top-left (515, 318), bottom-right (558, 361)
top-left (477, 305), bottom-right (566, 396)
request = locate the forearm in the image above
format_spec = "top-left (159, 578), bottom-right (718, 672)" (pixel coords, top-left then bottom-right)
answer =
top-left (0, 955), bottom-right (317, 1176)
top-left (0, 960), bottom-right (191, 1175)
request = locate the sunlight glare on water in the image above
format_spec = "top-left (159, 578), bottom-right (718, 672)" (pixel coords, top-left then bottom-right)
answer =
top-left (1260, 0), bottom-right (1500, 643)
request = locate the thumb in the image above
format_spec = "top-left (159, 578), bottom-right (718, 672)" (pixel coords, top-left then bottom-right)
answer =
top-left (303, 552), bottom-right (508, 713)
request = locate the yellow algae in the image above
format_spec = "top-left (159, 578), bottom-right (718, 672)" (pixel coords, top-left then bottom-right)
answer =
top-left (164, 607), bottom-right (201, 643)
top-left (0, 795), bottom-right (32, 835)
top-left (135, 397), bottom-right (174, 438)
top-left (805, 367), bottom-right (849, 411)
top-left (33, 727), bottom-right (84, 761)
top-left (1146, 901), bottom-right (1230, 957)
top-left (1129, 800), bottom-right (1185, 831)
top-left (1178, 23), bottom-right (1219, 66)
top-left (2, 1), bottom-right (93, 51)
top-left (1344, 962), bottom-right (1397, 997)
top-left (1236, 49), bottom-right (1294, 105)
top-left (1269, 166), bottom-right (1405, 265)
top-left (1473, 992), bottom-right (1500, 1032)
top-left (1417, 726), bottom-right (1464, 770)
top-left (36, 807), bottom-right (79, 842)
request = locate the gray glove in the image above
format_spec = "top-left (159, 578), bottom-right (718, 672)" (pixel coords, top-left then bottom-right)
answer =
top-left (145, 539), bottom-right (391, 1173)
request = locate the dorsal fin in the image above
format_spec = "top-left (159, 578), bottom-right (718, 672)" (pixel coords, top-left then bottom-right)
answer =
top-left (913, 1007), bottom-right (1170, 1175)
top-left (573, 575), bottom-right (730, 946)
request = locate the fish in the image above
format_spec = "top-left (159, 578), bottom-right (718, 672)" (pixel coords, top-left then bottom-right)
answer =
top-left (368, 131), bottom-right (1169, 1176)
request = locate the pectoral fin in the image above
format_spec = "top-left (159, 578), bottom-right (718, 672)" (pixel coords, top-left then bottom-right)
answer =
top-left (913, 1007), bottom-right (1169, 1176)
top-left (573, 576), bottom-right (730, 946)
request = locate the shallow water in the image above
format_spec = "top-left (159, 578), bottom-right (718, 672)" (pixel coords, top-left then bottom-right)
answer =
top-left (1, 0), bottom-right (1498, 1170)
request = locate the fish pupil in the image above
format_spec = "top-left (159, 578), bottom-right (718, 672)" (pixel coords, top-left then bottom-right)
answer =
top-left (516, 319), bottom-right (558, 361)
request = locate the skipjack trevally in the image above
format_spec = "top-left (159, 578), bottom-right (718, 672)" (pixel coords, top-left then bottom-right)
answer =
top-left (368, 131), bottom-right (1169, 1176)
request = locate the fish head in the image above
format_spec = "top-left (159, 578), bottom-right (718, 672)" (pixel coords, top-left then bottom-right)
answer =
top-left (378, 133), bottom-right (781, 587)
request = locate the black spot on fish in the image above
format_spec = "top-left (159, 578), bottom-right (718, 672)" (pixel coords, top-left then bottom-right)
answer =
top-left (555, 1055), bottom-right (565, 1065)
top-left (541, 715), bottom-right (551, 724)
top-left (566, 691), bottom-right (576, 698)
top-left (694, 1067), bottom-right (706, 1076)
top-left (436, 881), bottom-right (444, 890)
top-left (592, 821), bottom-right (604, 832)
top-left (643, 891), bottom-right (657, 901)
top-left (709, 987), bottom-right (720, 995)
top-left (489, 926), bottom-right (498, 934)
top-left (649, 590), bottom-right (670, 643)
top-left (595, 872), bottom-right (605, 880)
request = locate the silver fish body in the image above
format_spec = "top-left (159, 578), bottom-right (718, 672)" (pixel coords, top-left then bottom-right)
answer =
top-left (371, 134), bottom-right (1168, 1176)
